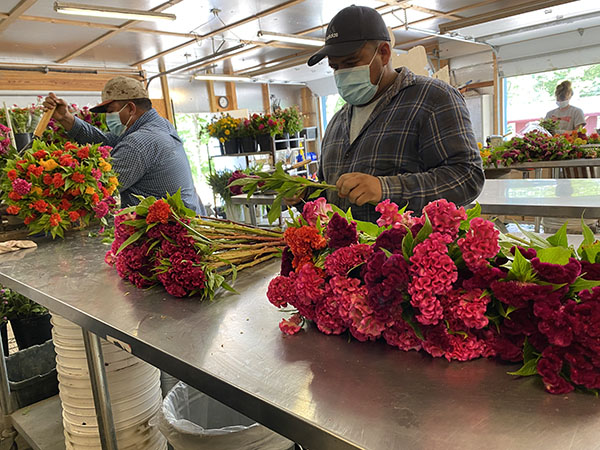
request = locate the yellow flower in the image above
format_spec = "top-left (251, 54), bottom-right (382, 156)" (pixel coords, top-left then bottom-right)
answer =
top-left (31, 186), bottom-right (43, 195)
top-left (480, 149), bottom-right (491, 159)
top-left (108, 176), bottom-right (119, 186)
top-left (39, 159), bottom-right (59, 171)
top-left (477, 142), bottom-right (483, 150)
top-left (219, 137), bottom-right (225, 143)
top-left (100, 161), bottom-right (112, 172)
top-left (224, 129), bottom-right (231, 135)
top-left (85, 186), bottom-right (96, 195)
top-left (107, 185), bottom-right (116, 195)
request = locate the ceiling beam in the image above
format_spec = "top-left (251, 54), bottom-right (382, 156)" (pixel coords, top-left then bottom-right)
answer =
top-left (131, 0), bottom-right (307, 66)
top-left (384, 2), bottom-right (462, 20)
top-left (438, 0), bottom-right (579, 33)
top-left (235, 49), bottom-right (314, 75)
top-left (55, 0), bottom-right (184, 64)
top-left (0, 0), bottom-right (38, 33)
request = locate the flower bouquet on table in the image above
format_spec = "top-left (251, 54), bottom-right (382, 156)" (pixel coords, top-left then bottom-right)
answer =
top-left (43, 104), bottom-right (108, 147)
top-left (538, 117), bottom-right (559, 136)
top-left (265, 193), bottom-right (600, 395)
top-left (104, 190), bottom-right (285, 299)
top-left (206, 113), bottom-right (241, 143)
top-left (0, 140), bottom-right (119, 238)
top-left (0, 123), bottom-right (17, 170)
top-left (274, 106), bottom-right (303, 136)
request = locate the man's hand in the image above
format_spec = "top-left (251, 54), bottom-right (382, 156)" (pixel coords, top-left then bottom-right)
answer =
top-left (336, 172), bottom-right (382, 206)
top-left (43, 92), bottom-right (75, 131)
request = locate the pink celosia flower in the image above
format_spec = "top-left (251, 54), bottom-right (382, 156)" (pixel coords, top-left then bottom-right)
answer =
top-left (422, 199), bottom-right (467, 239)
top-left (279, 314), bottom-right (303, 335)
top-left (324, 243), bottom-right (372, 277)
top-left (375, 199), bottom-right (402, 227)
top-left (457, 217), bottom-right (500, 272)
top-left (267, 275), bottom-right (296, 308)
top-left (382, 321), bottom-right (422, 351)
top-left (11, 178), bottom-right (32, 195)
top-left (302, 197), bottom-right (332, 227)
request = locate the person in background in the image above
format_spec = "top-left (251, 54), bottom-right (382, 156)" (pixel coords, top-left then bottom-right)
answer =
top-left (295, 5), bottom-right (484, 222)
top-left (545, 80), bottom-right (586, 134)
top-left (43, 76), bottom-right (205, 214)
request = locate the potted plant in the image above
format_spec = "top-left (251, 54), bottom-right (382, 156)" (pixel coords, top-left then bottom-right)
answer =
top-left (248, 113), bottom-right (284, 153)
top-left (206, 114), bottom-right (241, 154)
top-left (7, 101), bottom-right (43, 152)
top-left (207, 169), bottom-right (240, 220)
top-left (0, 284), bottom-right (52, 350)
top-left (275, 106), bottom-right (304, 148)
top-left (239, 118), bottom-right (258, 153)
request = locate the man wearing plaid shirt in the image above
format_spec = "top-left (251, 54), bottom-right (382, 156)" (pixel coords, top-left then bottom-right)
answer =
top-left (306, 6), bottom-right (484, 222)
top-left (44, 77), bottom-right (204, 214)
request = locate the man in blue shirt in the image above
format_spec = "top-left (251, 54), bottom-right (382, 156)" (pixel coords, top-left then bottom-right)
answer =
top-left (43, 76), bottom-right (204, 214)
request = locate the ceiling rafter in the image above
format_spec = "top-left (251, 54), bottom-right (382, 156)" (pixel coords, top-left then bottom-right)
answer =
top-left (0, 12), bottom-right (198, 38)
top-left (55, 0), bottom-right (185, 64)
top-left (235, 49), bottom-right (314, 75)
top-left (438, 0), bottom-right (579, 33)
top-left (0, 0), bottom-right (38, 33)
top-left (378, 1), bottom-right (463, 20)
top-left (131, 0), bottom-right (308, 67)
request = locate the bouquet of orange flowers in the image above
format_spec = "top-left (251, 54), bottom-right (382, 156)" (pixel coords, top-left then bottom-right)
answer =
top-left (0, 140), bottom-right (119, 238)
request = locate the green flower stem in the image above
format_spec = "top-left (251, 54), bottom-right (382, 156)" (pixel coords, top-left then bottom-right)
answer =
top-left (192, 218), bottom-right (282, 238)
top-left (219, 252), bottom-right (281, 276)
top-left (506, 233), bottom-right (531, 246)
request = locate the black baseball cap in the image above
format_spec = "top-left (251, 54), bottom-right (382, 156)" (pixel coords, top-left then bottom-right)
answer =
top-left (307, 5), bottom-right (390, 67)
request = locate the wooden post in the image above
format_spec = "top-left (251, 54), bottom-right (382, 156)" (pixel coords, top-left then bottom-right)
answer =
top-left (262, 84), bottom-right (271, 113)
top-left (492, 52), bottom-right (499, 135)
top-left (157, 58), bottom-right (175, 124)
top-left (206, 79), bottom-right (218, 113)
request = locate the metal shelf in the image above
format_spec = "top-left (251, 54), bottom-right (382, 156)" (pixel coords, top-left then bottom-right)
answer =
top-left (11, 395), bottom-right (65, 450)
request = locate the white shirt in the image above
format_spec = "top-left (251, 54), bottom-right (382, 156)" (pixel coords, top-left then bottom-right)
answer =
top-left (350, 98), bottom-right (382, 144)
top-left (545, 104), bottom-right (586, 133)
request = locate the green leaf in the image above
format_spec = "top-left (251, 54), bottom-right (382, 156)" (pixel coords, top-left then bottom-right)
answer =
top-left (536, 247), bottom-right (572, 265)
top-left (546, 222), bottom-right (569, 248)
top-left (570, 277), bottom-right (600, 293)
top-left (401, 308), bottom-right (424, 341)
top-left (515, 223), bottom-right (552, 249)
top-left (380, 248), bottom-right (392, 258)
top-left (308, 189), bottom-right (324, 199)
top-left (508, 247), bottom-right (533, 282)
top-left (122, 219), bottom-right (147, 228)
top-left (220, 280), bottom-right (239, 295)
top-left (402, 230), bottom-right (414, 262)
top-left (507, 359), bottom-right (539, 377)
top-left (116, 229), bottom-right (144, 255)
top-left (267, 195), bottom-right (283, 224)
top-left (581, 218), bottom-right (596, 246)
top-left (522, 338), bottom-right (536, 363)
top-left (415, 214), bottom-right (433, 244)
top-left (354, 219), bottom-right (380, 237)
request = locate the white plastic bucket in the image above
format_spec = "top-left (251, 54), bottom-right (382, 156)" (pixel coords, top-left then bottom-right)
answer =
top-left (52, 314), bottom-right (166, 450)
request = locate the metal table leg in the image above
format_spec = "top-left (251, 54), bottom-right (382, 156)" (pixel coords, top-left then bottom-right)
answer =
top-left (82, 330), bottom-right (119, 450)
top-left (247, 204), bottom-right (257, 226)
top-left (0, 331), bottom-right (16, 450)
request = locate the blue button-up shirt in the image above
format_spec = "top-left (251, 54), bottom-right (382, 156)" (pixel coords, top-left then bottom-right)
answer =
top-left (69, 108), bottom-right (204, 214)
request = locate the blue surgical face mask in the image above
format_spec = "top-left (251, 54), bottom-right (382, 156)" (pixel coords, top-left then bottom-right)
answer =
top-left (106, 104), bottom-right (131, 136)
top-left (556, 100), bottom-right (569, 108)
top-left (334, 46), bottom-right (384, 106)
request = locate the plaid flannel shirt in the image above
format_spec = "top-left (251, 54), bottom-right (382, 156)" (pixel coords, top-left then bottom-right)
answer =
top-left (319, 67), bottom-right (484, 222)
top-left (69, 109), bottom-right (204, 214)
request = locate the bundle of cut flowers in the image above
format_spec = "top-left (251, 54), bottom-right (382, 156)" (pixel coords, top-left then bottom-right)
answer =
top-left (267, 196), bottom-right (600, 395)
top-left (0, 123), bottom-right (16, 170)
top-left (104, 190), bottom-right (285, 299)
top-left (561, 128), bottom-right (600, 147)
top-left (0, 140), bottom-right (119, 238)
top-left (483, 130), bottom-right (597, 167)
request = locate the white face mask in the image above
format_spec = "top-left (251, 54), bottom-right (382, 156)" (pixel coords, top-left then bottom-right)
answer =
top-left (556, 100), bottom-right (569, 108)
top-left (106, 103), bottom-right (132, 136)
top-left (333, 46), bottom-right (384, 106)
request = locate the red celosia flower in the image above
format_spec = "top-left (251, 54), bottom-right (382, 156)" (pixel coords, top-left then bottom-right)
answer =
top-left (68, 211), bottom-right (80, 222)
top-left (373, 227), bottom-right (407, 253)
top-left (91, 193), bottom-right (100, 204)
top-left (7, 191), bottom-right (21, 201)
top-left (52, 173), bottom-right (65, 188)
top-left (324, 243), bottom-right (372, 278)
top-left (375, 198), bottom-right (403, 227)
top-left (43, 173), bottom-right (53, 185)
top-left (49, 213), bottom-right (62, 227)
top-left (302, 198), bottom-right (332, 227)
top-left (51, 150), bottom-right (63, 158)
top-left (7, 169), bottom-right (17, 181)
top-left (77, 146), bottom-right (90, 159)
top-left (267, 275), bottom-right (296, 308)
top-left (32, 150), bottom-right (47, 159)
top-left (382, 321), bottom-right (422, 351)
top-left (71, 172), bottom-right (85, 183)
top-left (29, 199), bottom-right (49, 213)
top-left (64, 142), bottom-right (78, 151)
top-left (69, 188), bottom-right (81, 196)
top-left (23, 215), bottom-right (36, 225)
top-left (537, 347), bottom-right (574, 394)
top-left (59, 198), bottom-right (72, 211)
top-left (6, 205), bottom-right (20, 215)
top-left (293, 263), bottom-right (327, 320)
top-left (146, 199), bottom-right (171, 224)
top-left (284, 225), bottom-right (327, 269)
top-left (27, 165), bottom-right (44, 177)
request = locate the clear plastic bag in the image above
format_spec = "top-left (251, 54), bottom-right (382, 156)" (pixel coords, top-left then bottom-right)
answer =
top-left (151, 382), bottom-right (294, 450)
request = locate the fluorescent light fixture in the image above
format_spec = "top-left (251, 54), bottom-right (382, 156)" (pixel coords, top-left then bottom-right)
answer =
top-left (407, 26), bottom-right (490, 47)
top-left (257, 31), bottom-right (324, 47)
top-left (194, 74), bottom-right (256, 83)
top-left (54, 1), bottom-right (176, 22)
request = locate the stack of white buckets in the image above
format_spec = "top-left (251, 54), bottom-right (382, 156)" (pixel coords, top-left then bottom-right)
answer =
top-left (51, 314), bottom-right (167, 449)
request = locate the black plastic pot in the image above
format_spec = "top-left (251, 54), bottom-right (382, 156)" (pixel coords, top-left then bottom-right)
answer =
top-left (275, 132), bottom-right (289, 150)
top-left (14, 132), bottom-right (33, 152)
top-left (289, 132), bottom-right (300, 148)
top-left (256, 134), bottom-right (273, 153)
top-left (240, 136), bottom-right (257, 153)
top-left (1, 321), bottom-right (8, 357)
top-left (220, 138), bottom-right (239, 155)
top-left (10, 313), bottom-right (53, 350)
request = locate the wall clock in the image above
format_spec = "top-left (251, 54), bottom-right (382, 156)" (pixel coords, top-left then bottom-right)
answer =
top-left (218, 96), bottom-right (229, 108)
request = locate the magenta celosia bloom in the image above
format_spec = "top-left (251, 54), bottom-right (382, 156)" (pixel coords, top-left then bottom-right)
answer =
top-left (382, 321), bottom-right (422, 351)
top-left (408, 232), bottom-right (457, 325)
top-left (325, 212), bottom-right (358, 249)
top-left (227, 171), bottom-right (248, 196)
top-left (93, 201), bottom-right (110, 219)
top-left (443, 288), bottom-right (490, 330)
top-left (375, 199), bottom-right (402, 227)
top-left (98, 146), bottom-right (111, 158)
top-left (280, 247), bottom-right (294, 276)
top-left (267, 275), bottom-right (296, 308)
top-left (531, 257), bottom-right (582, 284)
top-left (491, 280), bottom-right (555, 308)
top-left (314, 287), bottom-right (347, 335)
top-left (114, 241), bottom-right (155, 289)
top-left (302, 197), bottom-right (332, 227)
top-left (510, 245), bottom-right (537, 260)
top-left (373, 227), bottom-right (407, 253)
top-left (537, 347), bottom-right (574, 394)
top-left (422, 199), bottom-right (467, 239)
top-left (328, 275), bottom-right (362, 324)
top-left (347, 286), bottom-right (386, 341)
top-left (445, 333), bottom-right (487, 361)
top-left (324, 243), bottom-right (372, 278)
top-left (11, 178), bottom-right (32, 195)
top-left (156, 252), bottom-right (206, 298)
top-left (457, 217), bottom-right (500, 272)
top-left (279, 314), bottom-right (303, 335)
top-left (580, 261), bottom-right (600, 280)
top-left (363, 252), bottom-right (409, 324)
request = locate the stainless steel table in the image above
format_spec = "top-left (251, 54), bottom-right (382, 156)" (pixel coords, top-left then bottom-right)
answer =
top-left (484, 158), bottom-right (600, 179)
top-left (230, 193), bottom-right (280, 226)
top-left (473, 178), bottom-right (600, 219)
top-left (1, 233), bottom-right (600, 449)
